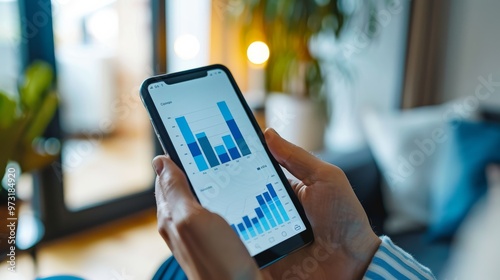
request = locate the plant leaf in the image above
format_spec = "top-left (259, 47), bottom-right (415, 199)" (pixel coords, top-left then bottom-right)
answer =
top-left (19, 61), bottom-right (53, 110)
top-left (0, 117), bottom-right (28, 180)
top-left (23, 91), bottom-right (58, 146)
top-left (0, 91), bottom-right (17, 129)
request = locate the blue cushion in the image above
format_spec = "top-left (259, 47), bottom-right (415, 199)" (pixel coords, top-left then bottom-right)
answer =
top-left (428, 119), bottom-right (500, 240)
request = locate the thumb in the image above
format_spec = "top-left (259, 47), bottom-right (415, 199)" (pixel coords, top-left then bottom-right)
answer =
top-left (153, 156), bottom-right (262, 280)
top-left (153, 155), bottom-right (200, 221)
top-left (264, 128), bottom-right (326, 185)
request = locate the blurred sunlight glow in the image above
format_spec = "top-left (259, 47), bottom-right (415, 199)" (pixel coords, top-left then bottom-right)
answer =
top-left (174, 34), bottom-right (200, 60)
top-left (247, 41), bottom-right (270, 65)
top-left (87, 8), bottom-right (119, 47)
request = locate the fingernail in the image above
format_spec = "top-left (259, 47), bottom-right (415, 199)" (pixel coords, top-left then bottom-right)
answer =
top-left (265, 128), bottom-right (279, 140)
top-left (152, 157), bottom-right (165, 175)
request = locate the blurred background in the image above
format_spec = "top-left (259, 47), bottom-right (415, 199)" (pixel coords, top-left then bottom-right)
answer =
top-left (0, 0), bottom-right (499, 279)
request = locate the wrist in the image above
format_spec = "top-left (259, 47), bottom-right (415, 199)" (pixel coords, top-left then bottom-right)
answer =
top-left (343, 232), bottom-right (381, 279)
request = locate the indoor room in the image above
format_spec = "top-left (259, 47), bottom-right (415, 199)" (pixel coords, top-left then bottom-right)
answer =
top-left (1, 0), bottom-right (499, 279)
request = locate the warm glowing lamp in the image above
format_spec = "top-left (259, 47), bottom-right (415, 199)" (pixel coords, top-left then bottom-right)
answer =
top-left (247, 41), bottom-right (270, 65)
top-left (174, 34), bottom-right (200, 60)
top-left (245, 41), bottom-right (269, 108)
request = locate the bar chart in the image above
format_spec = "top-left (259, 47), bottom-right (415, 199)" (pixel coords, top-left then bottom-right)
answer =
top-left (230, 183), bottom-right (290, 241)
top-left (148, 71), bottom-right (310, 257)
top-left (175, 101), bottom-right (251, 171)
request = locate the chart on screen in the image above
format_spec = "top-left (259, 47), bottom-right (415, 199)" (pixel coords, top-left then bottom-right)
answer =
top-left (230, 183), bottom-right (292, 240)
top-left (172, 101), bottom-right (252, 173)
top-left (148, 72), bottom-right (307, 256)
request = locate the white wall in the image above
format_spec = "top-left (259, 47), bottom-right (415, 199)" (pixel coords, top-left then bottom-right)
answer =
top-left (166, 0), bottom-right (211, 72)
top-left (322, 0), bottom-right (411, 151)
top-left (438, 0), bottom-right (500, 108)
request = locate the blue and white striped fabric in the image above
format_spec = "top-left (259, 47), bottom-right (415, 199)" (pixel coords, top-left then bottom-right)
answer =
top-left (363, 236), bottom-right (436, 280)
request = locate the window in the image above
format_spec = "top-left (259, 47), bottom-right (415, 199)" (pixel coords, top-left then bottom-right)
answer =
top-left (51, 0), bottom-right (154, 209)
top-left (0, 0), bottom-right (21, 95)
top-left (13, 0), bottom-right (164, 239)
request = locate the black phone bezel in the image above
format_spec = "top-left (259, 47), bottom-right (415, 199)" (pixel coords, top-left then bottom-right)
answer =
top-left (139, 64), bottom-right (314, 268)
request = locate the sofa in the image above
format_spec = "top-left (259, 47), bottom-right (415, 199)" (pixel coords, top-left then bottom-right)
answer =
top-left (319, 147), bottom-right (451, 276)
top-left (324, 106), bottom-right (500, 277)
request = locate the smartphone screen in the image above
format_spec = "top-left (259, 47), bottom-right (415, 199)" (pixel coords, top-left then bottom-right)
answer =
top-left (141, 65), bottom-right (312, 267)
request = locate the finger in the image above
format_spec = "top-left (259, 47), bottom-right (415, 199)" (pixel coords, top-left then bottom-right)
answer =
top-left (152, 155), bottom-right (197, 209)
top-left (177, 212), bottom-right (260, 279)
top-left (153, 155), bottom-right (201, 243)
top-left (152, 157), bottom-right (260, 279)
top-left (287, 177), bottom-right (307, 198)
top-left (265, 128), bottom-right (326, 185)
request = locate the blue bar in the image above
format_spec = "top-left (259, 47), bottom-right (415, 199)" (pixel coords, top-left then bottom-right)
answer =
top-left (217, 101), bottom-right (234, 121)
top-left (266, 184), bottom-right (278, 197)
top-left (214, 145), bottom-right (231, 163)
top-left (222, 135), bottom-right (241, 159)
top-left (193, 155), bottom-right (209, 171)
top-left (196, 132), bottom-right (220, 167)
top-left (225, 119), bottom-right (243, 139)
top-left (176, 117), bottom-right (208, 171)
top-left (187, 142), bottom-right (202, 157)
top-left (264, 192), bottom-right (284, 224)
top-left (274, 197), bottom-right (290, 221)
top-left (217, 101), bottom-right (251, 156)
top-left (251, 217), bottom-right (263, 234)
top-left (243, 216), bottom-right (256, 237)
top-left (255, 208), bottom-right (270, 231)
top-left (227, 120), bottom-right (251, 156)
top-left (256, 195), bottom-right (277, 228)
top-left (237, 223), bottom-right (249, 240)
top-left (267, 184), bottom-right (290, 221)
top-left (175, 117), bottom-right (196, 143)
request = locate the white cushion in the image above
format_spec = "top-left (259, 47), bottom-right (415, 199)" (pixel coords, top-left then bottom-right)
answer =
top-left (362, 104), bottom-right (452, 233)
top-left (362, 97), bottom-right (482, 233)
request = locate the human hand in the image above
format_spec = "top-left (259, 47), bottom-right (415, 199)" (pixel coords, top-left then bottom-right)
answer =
top-left (261, 128), bottom-right (381, 279)
top-left (153, 128), bottom-right (381, 280)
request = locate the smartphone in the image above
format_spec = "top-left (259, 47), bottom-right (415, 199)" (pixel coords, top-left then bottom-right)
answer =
top-left (140, 64), bottom-right (313, 268)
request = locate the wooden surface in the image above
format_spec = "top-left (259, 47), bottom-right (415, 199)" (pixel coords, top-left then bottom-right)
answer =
top-left (0, 209), bottom-right (170, 279)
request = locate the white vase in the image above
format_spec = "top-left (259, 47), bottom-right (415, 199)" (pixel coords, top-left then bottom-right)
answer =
top-left (265, 93), bottom-right (325, 151)
top-left (323, 80), bottom-right (366, 153)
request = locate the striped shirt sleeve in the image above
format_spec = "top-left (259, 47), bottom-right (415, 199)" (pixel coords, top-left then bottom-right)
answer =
top-left (363, 236), bottom-right (436, 280)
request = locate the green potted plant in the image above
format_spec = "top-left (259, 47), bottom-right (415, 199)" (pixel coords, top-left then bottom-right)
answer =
top-left (238, 0), bottom-right (376, 150)
top-left (0, 61), bottom-right (59, 254)
top-left (238, 0), bottom-right (346, 150)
